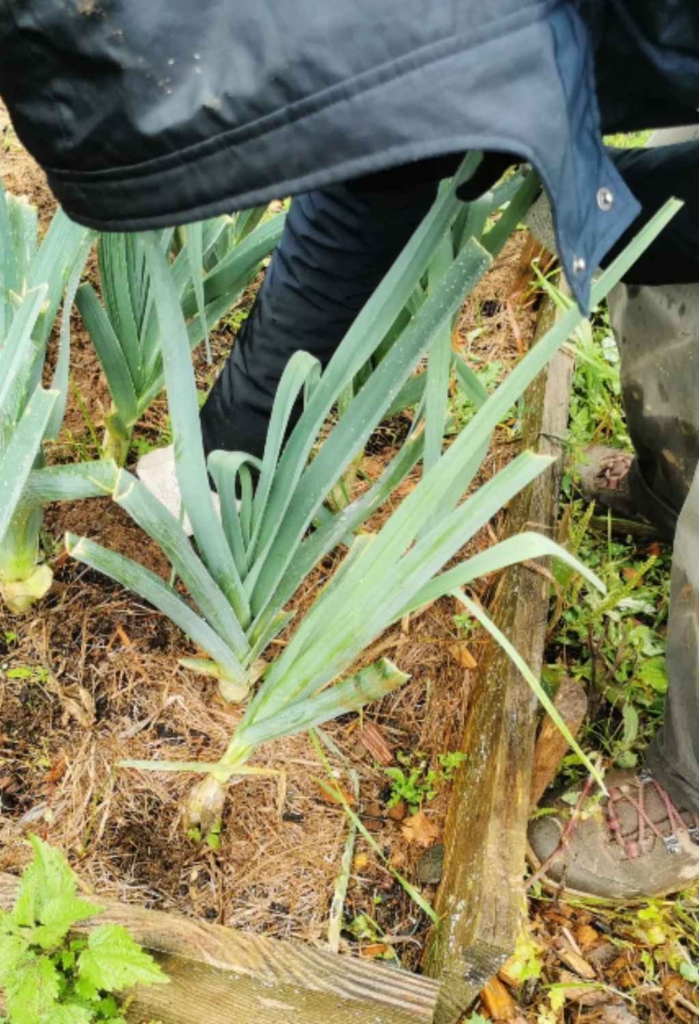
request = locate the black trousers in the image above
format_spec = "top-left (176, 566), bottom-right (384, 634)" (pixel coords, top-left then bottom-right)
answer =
top-left (200, 178), bottom-right (437, 460)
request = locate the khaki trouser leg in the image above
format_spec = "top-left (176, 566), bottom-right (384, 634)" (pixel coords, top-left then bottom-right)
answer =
top-left (609, 280), bottom-right (699, 812)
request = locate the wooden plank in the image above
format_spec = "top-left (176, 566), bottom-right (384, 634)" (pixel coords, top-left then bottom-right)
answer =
top-left (529, 676), bottom-right (588, 808)
top-left (0, 872), bottom-right (438, 1024)
top-left (424, 299), bottom-right (575, 1023)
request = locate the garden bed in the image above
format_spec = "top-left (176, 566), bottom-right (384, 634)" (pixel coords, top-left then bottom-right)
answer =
top-left (1, 111), bottom-right (564, 1022)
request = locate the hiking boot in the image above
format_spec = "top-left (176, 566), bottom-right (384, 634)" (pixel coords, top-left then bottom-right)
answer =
top-left (528, 768), bottom-right (699, 899)
top-left (578, 445), bottom-right (678, 539)
top-left (136, 444), bottom-right (220, 537)
top-left (579, 445), bottom-right (639, 521)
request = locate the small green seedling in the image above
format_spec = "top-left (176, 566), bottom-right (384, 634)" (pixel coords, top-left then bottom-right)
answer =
top-left (384, 749), bottom-right (467, 814)
top-left (0, 835), bottom-right (168, 1024)
top-left (186, 822), bottom-right (222, 851)
top-left (345, 913), bottom-right (396, 960)
top-left (4, 665), bottom-right (49, 684)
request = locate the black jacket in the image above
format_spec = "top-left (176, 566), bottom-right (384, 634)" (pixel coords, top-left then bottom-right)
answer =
top-left (1, 0), bottom-right (698, 307)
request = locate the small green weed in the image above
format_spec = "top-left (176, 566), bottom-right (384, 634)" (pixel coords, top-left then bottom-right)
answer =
top-left (447, 360), bottom-right (502, 434)
top-left (131, 416), bottom-right (174, 460)
top-left (4, 665), bottom-right (50, 684)
top-left (222, 307), bottom-right (249, 335)
top-left (0, 836), bottom-right (168, 1023)
top-left (186, 823), bottom-right (222, 851)
top-left (345, 912), bottom-right (396, 959)
top-left (585, 895), bottom-right (699, 990)
top-left (384, 749), bottom-right (467, 814)
top-left (547, 503), bottom-right (669, 770)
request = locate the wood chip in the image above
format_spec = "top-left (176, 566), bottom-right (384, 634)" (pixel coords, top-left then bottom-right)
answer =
top-left (557, 947), bottom-right (597, 980)
top-left (576, 923), bottom-right (600, 949)
top-left (361, 800), bottom-right (383, 832)
top-left (358, 722), bottom-right (394, 766)
top-left (481, 976), bottom-right (515, 1020)
top-left (386, 799), bottom-right (406, 821)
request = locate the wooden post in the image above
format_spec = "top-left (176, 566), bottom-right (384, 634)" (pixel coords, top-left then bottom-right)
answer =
top-left (0, 873), bottom-right (438, 1024)
top-left (425, 301), bottom-right (575, 1023)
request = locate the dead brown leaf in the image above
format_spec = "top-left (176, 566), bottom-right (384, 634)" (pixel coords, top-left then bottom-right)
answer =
top-left (389, 848), bottom-right (407, 870)
top-left (401, 810), bottom-right (440, 848)
top-left (47, 678), bottom-right (95, 729)
top-left (448, 643), bottom-right (478, 670)
top-left (360, 943), bottom-right (393, 960)
top-left (557, 947), bottom-right (597, 979)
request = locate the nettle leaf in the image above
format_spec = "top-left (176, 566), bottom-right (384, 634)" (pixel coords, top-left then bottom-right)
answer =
top-left (77, 924), bottom-right (168, 992)
top-left (5, 955), bottom-right (61, 1024)
top-left (0, 930), bottom-right (29, 983)
top-left (95, 994), bottom-right (123, 1019)
top-left (72, 975), bottom-right (99, 1003)
top-left (13, 836), bottom-right (79, 929)
top-left (32, 895), bottom-right (103, 950)
top-left (41, 1005), bottom-right (94, 1024)
top-left (637, 656), bottom-right (668, 693)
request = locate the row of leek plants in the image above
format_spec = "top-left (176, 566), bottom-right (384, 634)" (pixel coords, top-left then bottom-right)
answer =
top-left (0, 185), bottom-right (283, 612)
top-left (0, 181), bottom-right (115, 612)
top-left (75, 206), bottom-right (284, 464)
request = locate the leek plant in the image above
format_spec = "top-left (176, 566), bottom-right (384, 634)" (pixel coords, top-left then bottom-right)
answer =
top-left (0, 182), bottom-right (116, 613)
top-left (66, 154), bottom-right (680, 827)
top-left (75, 207), bottom-right (285, 464)
top-left (329, 162), bottom-right (533, 508)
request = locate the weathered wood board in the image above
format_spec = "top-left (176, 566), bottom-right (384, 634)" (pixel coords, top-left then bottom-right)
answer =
top-left (0, 872), bottom-right (438, 1024)
top-left (425, 303), bottom-right (575, 1023)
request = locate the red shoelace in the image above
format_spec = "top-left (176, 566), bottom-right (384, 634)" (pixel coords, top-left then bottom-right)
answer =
top-left (595, 452), bottom-right (634, 492)
top-left (605, 770), bottom-right (699, 859)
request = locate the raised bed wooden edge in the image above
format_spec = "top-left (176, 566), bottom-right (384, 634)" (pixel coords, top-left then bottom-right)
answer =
top-left (425, 299), bottom-right (575, 1023)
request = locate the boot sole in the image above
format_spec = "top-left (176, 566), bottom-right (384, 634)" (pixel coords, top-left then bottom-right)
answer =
top-left (526, 841), bottom-right (691, 902)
